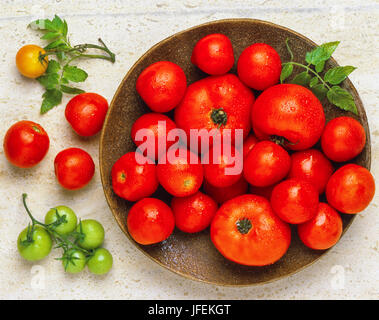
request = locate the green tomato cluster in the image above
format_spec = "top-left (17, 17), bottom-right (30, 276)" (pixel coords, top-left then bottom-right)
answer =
top-left (17, 202), bottom-right (113, 276)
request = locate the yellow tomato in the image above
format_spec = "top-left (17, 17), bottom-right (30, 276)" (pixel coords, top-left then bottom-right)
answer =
top-left (16, 44), bottom-right (49, 78)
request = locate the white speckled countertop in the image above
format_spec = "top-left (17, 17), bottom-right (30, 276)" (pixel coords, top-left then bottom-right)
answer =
top-left (0, 0), bottom-right (378, 299)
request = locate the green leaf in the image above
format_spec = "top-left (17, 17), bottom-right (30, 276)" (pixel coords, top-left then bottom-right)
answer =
top-left (45, 60), bottom-right (61, 74)
top-left (37, 73), bottom-right (60, 90)
top-left (29, 19), bottom-right (53, 31)
top-left (315, 60), bottom-right (325, 73)
top-left (327, 86), bottom-right (358, 114)
top-left (51, 15), bottom-right (64, 32)
top-left (280, 63), bottom-right (293, 83)
top-left (321, 41), bottom-right (340, 57)
top-left (44, 39), bottom-right (68, 50)
top-left (309, 76), bottom-right (319, 88)
top-left (62, 20), bottom-right (68, 37)
top-left (290, 71), bottom-right (312, 86)
top-left (60, 85), bottom-right (85, 94)
top-left (305, 41), bottom-right (340, 66)
top-left (324, 66), bottom-right (356, 85)
top-left (62, 65), bottom-right (88, 82)
top-left (41, 32), bottom-right (60, 40)
top-left (310, 84), bottom-right (328, 101)
top-left (41, 89), bottom-right (63, 114)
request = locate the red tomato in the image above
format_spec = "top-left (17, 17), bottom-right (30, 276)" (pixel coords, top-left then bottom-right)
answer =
top-left (174, 74), bottom-right (254, 150)
top-left (157, 148), bottom-right (203, 197)
top-left (252, 84), bottom-right (325, 150)
top-left (326, 164), bottom-right (375, 214)
top-left (249, 184), bottom-right (275, 200)
top-left (191, 33), bottom-right (234, 75)
top-left (54, 148), bottom-right (95, 190)
top-left (3, 120), bottom-right (49, 168)
top-left (237, 43), bottom-right (282, 91)
top-left (111, 152), bottom-right (158, 202)
top-left (241, 133), bottom-right (259, 158)
top-left (243, 141), bottom-right (291, 187)
top-left (203, 176), bottom-right (248, 204)
top-left (321, 116), bottom-right (366, 162)
top-left (211, 194), bottom-right (291, 266)
top-left (288, 149), bottom-right (334, 194)
top-left (203, 144), bottom-right (242, 187)
top-left (127, 198), bottom-right (175, 245)
top-left (131, 113), bottom-right (177, 160)
top-left (270, 179), bottom-right (319, 224)
top-left (136, 61), bottom-right (187, 113)
top-left (298, 203), bottom-right (343, 250)
top-left (65, 93), bottom-right (109, 137)
top-left (171, 191), bottom-right (218, 233)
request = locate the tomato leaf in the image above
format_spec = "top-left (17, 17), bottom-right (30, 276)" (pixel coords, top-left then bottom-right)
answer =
top-left (41, 89), bottom-right (63, 114)
top-left (44, 39), bottom-right (68, 50)
top-left (310, 84), bottom-right (328, 101)
top-left (37, 73), bottom-right (60, 90)
top-left (324, 66), bottom-right (356, 85)
top-left (280, 63), bottom-right (293, 83)
top-left (327, 86), bottom-right (358, 114)
top-left (290, 71), bottom-right (311, 86)
top-left (60, 85), bottom-right (85, 94)
top-left (41, 32), bottom-right (60, 40)
top-left (309, 76), bottom-right (319, 88)
top-left (315, 60), bottom-right (325, 73)
top-left (45, 59), bottom-right (61, 74)
top-left (305, 41), bottom-right (340, 66)
top-left (62, 65), bottom-right (88, 82)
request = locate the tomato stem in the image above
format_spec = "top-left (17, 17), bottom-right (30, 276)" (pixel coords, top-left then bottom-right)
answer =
top-left (282, 61), bottom-right (331, 90)
top-left (236, 218), bottom-right (252, 234)
top-left (210, 108), bottom-right (228, 129)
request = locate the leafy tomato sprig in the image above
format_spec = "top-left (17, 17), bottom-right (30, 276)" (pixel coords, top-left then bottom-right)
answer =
top-left (29, 15), bottom-right (116, 114)
top-left (280, 39), bottom-right (358, 115)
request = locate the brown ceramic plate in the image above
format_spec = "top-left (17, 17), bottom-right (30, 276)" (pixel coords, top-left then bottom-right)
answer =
top-left (100, 19), bottom-right (370, 286)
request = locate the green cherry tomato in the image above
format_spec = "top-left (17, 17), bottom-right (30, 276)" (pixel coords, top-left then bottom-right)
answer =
top-left (76, 219), bottom-right (105, 250)
top-left (45, 206), bottom-right (78, 235)
top-left (87, 248), bottom-right (113, 275)
top-left (62, 250), bottom-right (87, 274)
top-left (17, 225), bottom-right (52, 261)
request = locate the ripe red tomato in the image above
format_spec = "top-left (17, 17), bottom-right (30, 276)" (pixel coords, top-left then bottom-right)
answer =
top-left (127, 198), bottom-right (175, 245)
top-left (241, 133), bottom-right (259, 158)
top-left (270, 178), bottom-right (319, 224)
top-left (288, 149), bottom-right (334, 194)
top-left (157, 148), bottom-right (203, 197)
top-left (237, 43), bottom-right (282, 91)
top-left (3, 120), bottom-right (49, 168)
top-left (203, 144), bottom-right (242, 187)
top-left (136, 61), bottom-right (187, 113)
top-left (54, 148), bottom-right (95, 190)
top-left (321, 116), bottom-right (366, 162)
top-left (131, 113), bottom-right (177, 161)
top-left (249, 184), bottom-right (275, 200)
top-left (211, 194), bottom-right (291, 266)
top-left (252, 84), bottom-right (325, 150)
top-left (298, 203), bottom-right (343, 250)
top-left (111, 152), bottom-right (159, 202)
top-left (171, 191), bottom-right (218, 233)
top-left (65, 93), bottom-right (109, 137)
top-left (326, 164), bottom-right (375, 214)
top-left (243, 141), bottom-right (291, 187)
top-left (191, 33), bottom-right (234, 75)
top-left (203, 176), bottom-right (248, 204)
top-left (174, 74), bottom-right (254, 150)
